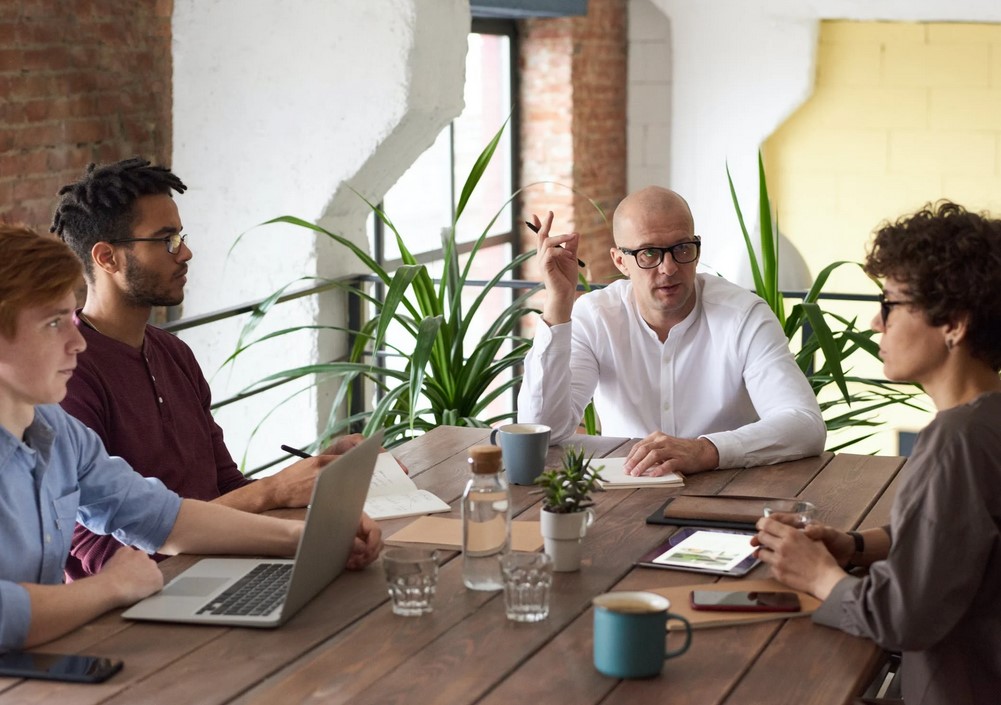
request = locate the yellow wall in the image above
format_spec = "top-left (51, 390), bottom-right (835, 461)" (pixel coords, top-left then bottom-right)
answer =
top-left (765, 20), bottom-right (1001, 293)
top-left (764, 20), bottom-right (1001, 454)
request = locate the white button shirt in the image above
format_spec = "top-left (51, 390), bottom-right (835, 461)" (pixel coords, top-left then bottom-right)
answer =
top-left (517, 275), bottom-right (825, 468)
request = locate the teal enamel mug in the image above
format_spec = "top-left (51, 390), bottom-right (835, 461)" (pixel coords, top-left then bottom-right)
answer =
top-left (489, 423), bottom-right (551, 485)
top-left (592, 591), bottom-right (692, 678)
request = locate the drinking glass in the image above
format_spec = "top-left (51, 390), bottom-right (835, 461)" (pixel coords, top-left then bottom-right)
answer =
top-left (500, 552), bottom-right (553, 622)
top-left (763, 500), bottom-right (817, 528)
top-left (383, 548), bottom-right (439, 616)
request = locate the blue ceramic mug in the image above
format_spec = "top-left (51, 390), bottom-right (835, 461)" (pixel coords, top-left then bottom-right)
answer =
top-left (592, 591), bottom-right (692, 678)
top-left (489, 423), bottom-right (551, 485)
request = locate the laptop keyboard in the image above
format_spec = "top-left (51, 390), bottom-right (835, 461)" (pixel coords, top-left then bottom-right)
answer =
top-left (196, 563), bottom-right (293, 617)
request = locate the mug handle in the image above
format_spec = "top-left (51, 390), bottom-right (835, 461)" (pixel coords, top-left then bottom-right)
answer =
top-left (579, 508), bottom-right (595, 538)
top-left (664, 612), bottom-right (692, 659)
top-left (489, 429), bottom-right (499, 446)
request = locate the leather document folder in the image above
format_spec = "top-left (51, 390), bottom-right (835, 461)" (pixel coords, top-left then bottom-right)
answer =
top-left (645, 494), bottom-right (804, 531)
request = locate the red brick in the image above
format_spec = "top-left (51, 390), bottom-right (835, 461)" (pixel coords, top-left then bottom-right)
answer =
top-left (16, 122), bottom-right (66, 148)
top-left (65, 118), bottom-right (108, 143)
top-left (0, 48), bottom-right (23, 71)
top-left (13, 175), bottom-right (55, 201)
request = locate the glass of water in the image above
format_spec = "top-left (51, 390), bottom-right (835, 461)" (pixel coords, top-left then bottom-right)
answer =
top-left (763, 500), bottom-right (817, 528)
top-left (383, 548), bottom-right (439, 617)
top-left (500, 552), bottom-right (553, 623)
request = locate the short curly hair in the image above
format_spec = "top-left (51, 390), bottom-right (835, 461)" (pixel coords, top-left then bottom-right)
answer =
top-left (50, 157), bottom-right (186, 280)
top-left (864, 200), bottom-right (1001, 371)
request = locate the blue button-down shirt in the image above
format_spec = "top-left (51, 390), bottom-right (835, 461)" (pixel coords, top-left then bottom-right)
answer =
top-left (0, 404), bottom-right (181, 648)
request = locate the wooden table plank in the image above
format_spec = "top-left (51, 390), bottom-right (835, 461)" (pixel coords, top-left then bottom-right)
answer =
top-left (722, 619), bottom-right (885, 705)
top-left (717, 453), bottom-right (833, 497)
top-left (2, 428), bottom-right (902, 705)
top-left (91, 568), bottom-right (391, 705)
top-left (798, 454), bottom-right (905, 531)
top-left (235, 484), bottom-right (646, 705)
top-left (392, 426), bottom-right (491, 478)
top-left (277, 489), bottom-right (676, 705)
top-left (0, 622), bottom-right (227, 705)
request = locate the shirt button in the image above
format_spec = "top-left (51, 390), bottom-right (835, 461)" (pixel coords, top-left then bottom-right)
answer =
top-left (45, 534), bottom-right (52, 543)
top-left (662, 402), bottom-right (670, 411)
top-left (159, 397), bottom-right (164, 403)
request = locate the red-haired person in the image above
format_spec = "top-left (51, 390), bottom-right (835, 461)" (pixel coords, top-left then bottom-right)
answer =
top-left (0, 224), bottom-right (381, 649)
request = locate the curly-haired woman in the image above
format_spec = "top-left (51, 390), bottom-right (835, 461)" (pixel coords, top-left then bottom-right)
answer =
top-left (754, 201), bottom-right (1001, 705)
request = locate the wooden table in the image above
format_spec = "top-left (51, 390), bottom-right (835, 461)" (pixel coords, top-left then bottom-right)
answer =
top-left (0, 427), bottom-right (905, 705)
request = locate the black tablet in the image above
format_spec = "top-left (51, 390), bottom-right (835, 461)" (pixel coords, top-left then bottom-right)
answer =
top-left (636, 526), bottom-right (760, 577)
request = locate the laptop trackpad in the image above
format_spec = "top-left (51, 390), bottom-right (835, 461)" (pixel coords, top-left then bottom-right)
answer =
top-left (162, 577), bottom-right (229, 597)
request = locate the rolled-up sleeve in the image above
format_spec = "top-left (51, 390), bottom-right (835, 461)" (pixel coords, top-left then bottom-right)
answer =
top-left (67, 415), bottom-right (182, 553)
top-left (0, 581), bottom-right (32, 649)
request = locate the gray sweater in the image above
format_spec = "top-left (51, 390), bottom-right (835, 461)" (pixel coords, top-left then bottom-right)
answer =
top-left (813, 392), bottom-right (1001, 705)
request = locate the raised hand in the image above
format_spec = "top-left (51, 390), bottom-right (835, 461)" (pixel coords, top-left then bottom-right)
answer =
top-left (532, 211), bottom-right (581, 326)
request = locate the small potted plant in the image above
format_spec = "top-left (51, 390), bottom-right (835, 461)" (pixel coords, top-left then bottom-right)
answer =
top-left (534, 447), bottom-right (605, 572)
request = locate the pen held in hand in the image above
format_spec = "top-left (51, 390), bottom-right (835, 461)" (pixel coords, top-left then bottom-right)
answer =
top-left (525, 220), bottom-right (586, 268)
top-left (280, 444), bottom-right (312, 460)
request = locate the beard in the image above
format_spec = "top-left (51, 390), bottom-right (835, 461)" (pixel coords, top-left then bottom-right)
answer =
top-left (122, 251), bottom-right (184, 308)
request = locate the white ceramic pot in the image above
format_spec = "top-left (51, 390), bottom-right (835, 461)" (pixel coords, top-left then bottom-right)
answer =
top-left (540, 508), bottom-right (595, 572)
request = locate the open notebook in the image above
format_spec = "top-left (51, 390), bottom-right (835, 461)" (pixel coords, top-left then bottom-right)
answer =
top-left (595, 456), bottom-right (684, 489)
top-left (122, 432), bottom-right (381, 628)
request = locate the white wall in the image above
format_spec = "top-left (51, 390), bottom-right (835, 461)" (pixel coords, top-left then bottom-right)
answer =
top-left (644, 0), bottom-right (1001, 283)
top-left (627, 0), bottom-right (672, 192)
top-left (172, 0), bottom-right (469, 468)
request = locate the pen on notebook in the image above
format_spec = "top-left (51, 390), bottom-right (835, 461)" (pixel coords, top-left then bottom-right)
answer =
top-left (525, 220), bottom-right (586, 268)
top-left (280, 444), bottom-right (312, 460)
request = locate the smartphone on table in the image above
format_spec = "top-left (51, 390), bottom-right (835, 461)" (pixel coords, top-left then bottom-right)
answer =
top-left (0, 651), bottom-right (123, 683)
top-left (689, 590), bottom-right (801, 612)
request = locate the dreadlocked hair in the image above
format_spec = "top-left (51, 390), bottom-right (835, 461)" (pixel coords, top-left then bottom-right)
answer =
top-left (50, 157), bottom-right (187, 279)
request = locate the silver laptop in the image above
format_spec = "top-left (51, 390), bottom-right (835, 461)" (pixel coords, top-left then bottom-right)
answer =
top-left (122, 431), bottom-right (382, 627)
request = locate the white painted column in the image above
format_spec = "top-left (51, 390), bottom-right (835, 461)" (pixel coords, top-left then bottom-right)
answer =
top-left (172, 0), bottom-right (469, 467)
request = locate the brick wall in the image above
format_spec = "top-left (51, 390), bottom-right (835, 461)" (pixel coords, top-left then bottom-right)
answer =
top-left (0, 0), bottom-right (173, 231)
top-left (519, 0), bottom-right (627, 286)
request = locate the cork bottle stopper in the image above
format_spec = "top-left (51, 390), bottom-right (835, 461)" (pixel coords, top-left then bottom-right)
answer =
top-left (468, 445), bottom-right (503, 474)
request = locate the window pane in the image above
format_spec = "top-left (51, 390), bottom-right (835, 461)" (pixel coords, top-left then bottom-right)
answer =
top-left (378, 128), bottom-right (452, 263)
top-left (453, 33), bottom-right (513, 243)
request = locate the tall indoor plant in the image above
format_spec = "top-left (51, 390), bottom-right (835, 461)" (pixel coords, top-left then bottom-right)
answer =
top-left (224, 123), bottom-right (540, 448)
top-left (727, 154), bottom-right (920, 450)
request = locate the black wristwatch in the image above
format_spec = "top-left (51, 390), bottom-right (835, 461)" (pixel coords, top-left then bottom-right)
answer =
top-left (844, 531), bottom-right (865, 571)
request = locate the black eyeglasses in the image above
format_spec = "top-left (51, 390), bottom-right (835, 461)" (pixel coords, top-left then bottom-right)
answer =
top-left (108, 233), bottom-right (187, 255)
top-left (878, 292), bottom-right (914, 326)
top-left (618, 238), bottom-right (701, 269)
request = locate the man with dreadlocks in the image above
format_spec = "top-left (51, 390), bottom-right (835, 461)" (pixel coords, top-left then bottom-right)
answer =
top-left (51, 158), bottom-right (379, 579)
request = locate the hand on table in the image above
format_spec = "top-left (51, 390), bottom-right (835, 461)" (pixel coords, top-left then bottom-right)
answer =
top-left (623, 432), bottom-right (720, 476)
top-left (752, 516), bottom-right (845, 599)
top-left (98, 546), bottom-right (164, 605)
top-left (265, 454), bottom-right (338, 508)
top-left (346, 512), bottom-right (383, 570)
top-left (321, 433), bottom-right (409, 474)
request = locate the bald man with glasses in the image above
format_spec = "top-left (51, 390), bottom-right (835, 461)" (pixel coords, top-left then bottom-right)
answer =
top-left (517, 186), bottom-right (825, 477)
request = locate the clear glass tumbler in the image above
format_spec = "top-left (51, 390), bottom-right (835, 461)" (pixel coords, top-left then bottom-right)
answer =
top-left (763, 500), bottom-right (817, 528)
top-left (500, 552), bottom-right (553, 622)
top-left (383, 548), bottom-right (439, 616)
